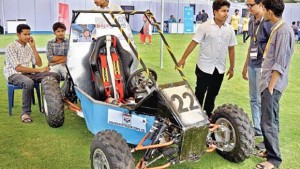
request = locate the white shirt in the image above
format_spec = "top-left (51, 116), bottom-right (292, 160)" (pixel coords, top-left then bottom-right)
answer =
top-left (96, 2), bottom-right (122, 11)
top-left (3, 41), bottom-right (36, 80)
top-left (193, 19), bottom-right (237, 74)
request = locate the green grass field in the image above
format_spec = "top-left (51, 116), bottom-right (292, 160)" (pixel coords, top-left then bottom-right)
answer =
top-left (0, 33), bottom-right (299, 169)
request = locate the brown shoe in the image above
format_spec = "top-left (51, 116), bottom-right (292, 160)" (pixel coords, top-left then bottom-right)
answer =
top-left (21, 113), bottom-right (33, 124)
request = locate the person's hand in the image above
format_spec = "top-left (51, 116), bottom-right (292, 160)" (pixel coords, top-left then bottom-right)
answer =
top-left (39, 67), bottom-right (50, 73)
top-left (242, 66), bottom-right (248, 80)
top-left (177, 58), bottom-right (186, 69)
top-left (28, 36), bottom-right (36, 48)
top-left (48, 62), bottom-right (55, 66)
top-left (226, 68), bottom-right (234, 80)
top-left (268, 87), bottom-right (274, 95)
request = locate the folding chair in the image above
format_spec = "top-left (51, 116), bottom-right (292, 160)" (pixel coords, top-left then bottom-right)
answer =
top-left (7, 82), bottom-right (42, 116)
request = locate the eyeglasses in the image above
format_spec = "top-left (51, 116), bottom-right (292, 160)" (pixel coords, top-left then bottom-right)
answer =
top-left (245, 3), bottom-right (256, 8)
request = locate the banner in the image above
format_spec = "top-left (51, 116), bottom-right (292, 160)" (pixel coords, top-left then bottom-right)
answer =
top-left (58, 3), bottom-right (70, 33)
top-left (184, 6), bottom-right (194, 33)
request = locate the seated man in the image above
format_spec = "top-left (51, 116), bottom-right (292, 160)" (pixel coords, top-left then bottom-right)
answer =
top-left (168, 15), bottom-right (177, 23)
top-left (46, 22), bottom-right (69, 80)
top-left (3, 24), bottom-right (60, 123)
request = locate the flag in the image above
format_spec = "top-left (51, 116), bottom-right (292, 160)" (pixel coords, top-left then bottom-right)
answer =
top-left (58, 3), bottom-right (70, 33)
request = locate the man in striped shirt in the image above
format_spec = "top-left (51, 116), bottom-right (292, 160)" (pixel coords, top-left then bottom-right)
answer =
top-left (254, 0), bottom-right (295, 168)
top-left (3, 24), bottom-right (60, 123)
top-left (46, 22), bottom-right (69, 80)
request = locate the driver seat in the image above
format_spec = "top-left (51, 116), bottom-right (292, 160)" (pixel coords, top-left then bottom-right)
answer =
top-left (89, 35), bottom-right (133, 102)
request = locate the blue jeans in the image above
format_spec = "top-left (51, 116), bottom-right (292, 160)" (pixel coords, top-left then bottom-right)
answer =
top-left (261, 88), bottom-right (282, 168)
top-left (247, 66), bottom-right (262, 136)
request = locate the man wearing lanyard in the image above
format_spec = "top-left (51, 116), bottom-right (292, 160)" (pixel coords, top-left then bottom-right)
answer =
top-left (241, 0), bottom-right (272, 150)
top-left (254, 0), bottom-right (294, 169)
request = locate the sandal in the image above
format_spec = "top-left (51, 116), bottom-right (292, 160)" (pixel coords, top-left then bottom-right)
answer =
top-left (253, 162), bottom-right (275, 169)
top-left (21, 113), bottom-right (33, 124)
top-left (255, 150), bottom-right (267, 158)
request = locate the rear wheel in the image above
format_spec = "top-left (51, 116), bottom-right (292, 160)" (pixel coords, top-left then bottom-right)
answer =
top-left (211, 104), bottom-right (254, 162)
top-left (91, 130), bottom-right (135, 169)
top-left (41, 76), bottom-right (64, 128)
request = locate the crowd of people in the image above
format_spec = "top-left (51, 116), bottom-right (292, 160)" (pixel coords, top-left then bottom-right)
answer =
top-left (2, 0), bottom-right (296, 169)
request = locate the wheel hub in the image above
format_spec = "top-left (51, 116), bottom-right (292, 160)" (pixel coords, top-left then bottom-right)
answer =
top-left (43, 97), bottom-right (48, 116)
top-left (214, 117), bottom-right (236, 152)
top-left (93, 148), bottom-right (110, 169)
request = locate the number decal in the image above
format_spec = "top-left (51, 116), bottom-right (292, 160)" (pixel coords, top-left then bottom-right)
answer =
top-left (171, 94), bottom-right (189, 113)
top-left (183, 92), bottom-right (200, 111)
top-left (170, 92), bottom-right (200, 113)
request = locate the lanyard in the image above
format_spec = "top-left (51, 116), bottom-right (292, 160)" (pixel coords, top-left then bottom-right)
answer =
top-left (263, 20), bottom-right (284, 58)
top-left (253, 17), bottom-right (264, 43)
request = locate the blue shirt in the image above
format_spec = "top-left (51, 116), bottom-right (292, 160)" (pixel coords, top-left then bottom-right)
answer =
top-left (168, 18), bottom-right (176, 23)
top-left (248, 17), bottom-right (272, 68)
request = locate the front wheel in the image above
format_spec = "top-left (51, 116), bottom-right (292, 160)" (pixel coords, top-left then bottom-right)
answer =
top-left (41, 76), bottom-right (64, 128)
top-left (211, 104), bottom-right (254, 162)
top-left (90, 130), bottom-right (135, 169)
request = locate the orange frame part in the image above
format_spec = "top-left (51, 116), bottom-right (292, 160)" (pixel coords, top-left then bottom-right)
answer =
top-left (64, 98), bottom-right (82, 112)
top-left (132, 133), bottom-right (174, 152)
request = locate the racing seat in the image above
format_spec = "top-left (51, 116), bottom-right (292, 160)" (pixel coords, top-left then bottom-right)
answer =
top-left (89, 35), bottom-right (133, 102)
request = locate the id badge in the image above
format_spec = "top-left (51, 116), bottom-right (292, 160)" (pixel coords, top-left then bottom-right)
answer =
top-left (250, 43), bottom-right (258, 60)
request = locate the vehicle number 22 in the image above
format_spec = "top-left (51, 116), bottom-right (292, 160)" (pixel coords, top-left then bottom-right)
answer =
top-left (170, 92), bottom-right (200, 114)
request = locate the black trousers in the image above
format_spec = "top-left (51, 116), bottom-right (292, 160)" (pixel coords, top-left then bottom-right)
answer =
top-left (195, 67), bottom-right (224, 118)
top-left (243, 31), bottom-right (249, 43)
top-left (234, 30), bottom-right (238, 35)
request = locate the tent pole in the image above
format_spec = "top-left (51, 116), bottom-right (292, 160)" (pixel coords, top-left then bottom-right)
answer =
top-left (1, 1), bottom-right (5, 34)
top-left (177, 0), bottom-right (179, 35)
top-left (160, 0), bottom-right (164, 69)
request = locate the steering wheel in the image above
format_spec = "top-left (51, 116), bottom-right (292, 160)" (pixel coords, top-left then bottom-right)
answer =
top-left (126, 68), bottom-right (157, 94)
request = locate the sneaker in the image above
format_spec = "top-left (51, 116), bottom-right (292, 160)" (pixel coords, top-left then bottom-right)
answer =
top-left (255, 141), bottom-right (265, 150)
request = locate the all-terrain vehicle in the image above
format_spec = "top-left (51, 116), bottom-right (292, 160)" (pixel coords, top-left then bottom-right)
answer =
top-left (40, 10), bottom-right (254, 168)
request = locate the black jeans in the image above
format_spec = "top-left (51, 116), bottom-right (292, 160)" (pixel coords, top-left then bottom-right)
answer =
top-left (195, 67), bottom-right (224, 117)
top-left (261, 88), bottom-right (282, 168)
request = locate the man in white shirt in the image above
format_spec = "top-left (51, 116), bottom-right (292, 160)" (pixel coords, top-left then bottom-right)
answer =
top-left (178, 0), bottom-right (236, 118)
top-left (94, 0), bottom-right (122, 11)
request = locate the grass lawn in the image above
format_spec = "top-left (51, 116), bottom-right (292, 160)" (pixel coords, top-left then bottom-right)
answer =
top-left (0, 33), bottom-right (299, 169)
